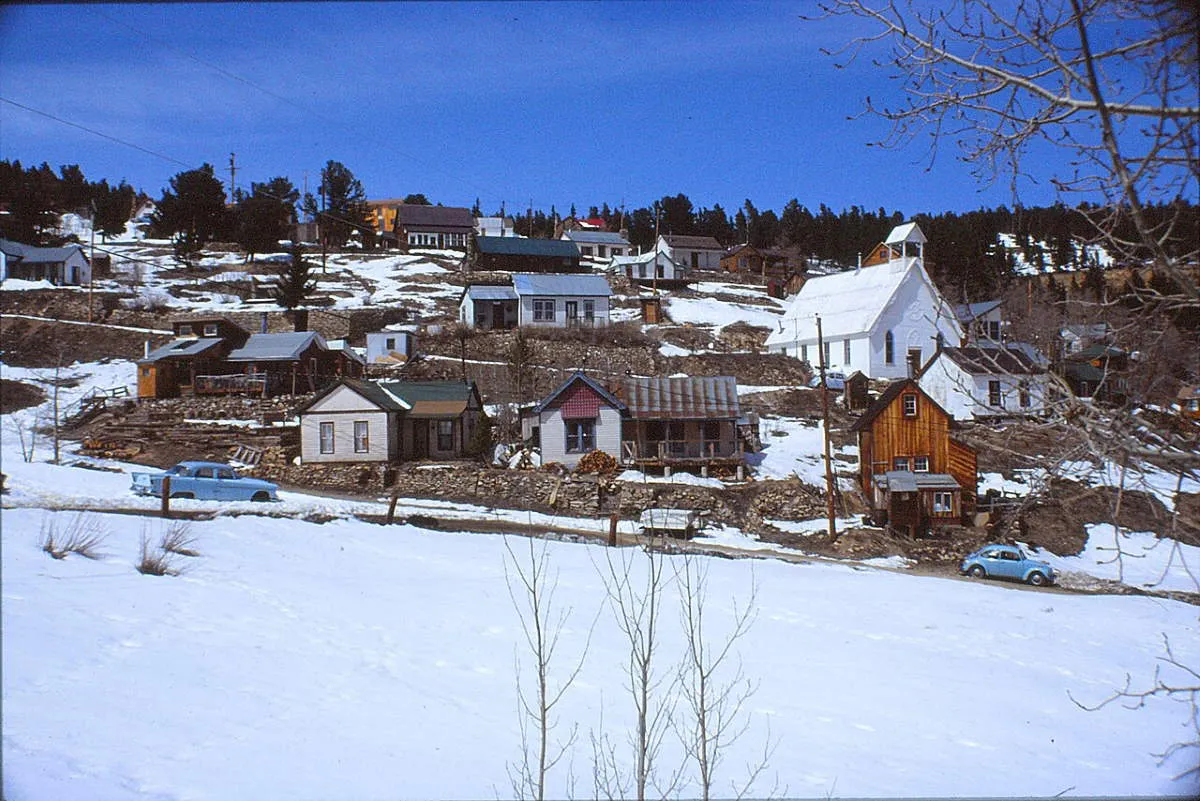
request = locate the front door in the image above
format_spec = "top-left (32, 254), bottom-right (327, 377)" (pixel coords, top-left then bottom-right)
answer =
top-left (412, 420), bottom-right (429, 459)
top-left (565, 301), bottom-right (579, 325)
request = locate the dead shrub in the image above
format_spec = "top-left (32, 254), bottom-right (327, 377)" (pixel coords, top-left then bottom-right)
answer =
top-left (137, 530), bottom-right (179, 576)
top-left (40, 513), bottom-right (107, 560)
top-left (159, 522), bottom-right (201, 557)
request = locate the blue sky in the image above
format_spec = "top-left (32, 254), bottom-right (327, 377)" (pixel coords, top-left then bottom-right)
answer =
top-left (1, 1), bottom-right (1072, 217)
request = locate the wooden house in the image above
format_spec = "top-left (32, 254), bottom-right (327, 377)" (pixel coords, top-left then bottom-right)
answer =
top-left (223, 331), bottom-right (364, 396)
top-left (136, 317), bottom-right (251, 399)
top-left (919, 345), bottom-right (1051, 419)
top-left (393, 205), bottom-right (475, 251)
top-left (658, 234), bottom-right (723, 271)
top-left (522, 373), bottom-right (746, 476)
top-left (764, 222), bottom-right (962, 380)
top-left (1177, 385), bottom-right (1200, 422)
top-left (297, 378), bottom-right (482, 463)
top-left (849, 379), bottom-right (977, 534)
top-left (0, 239), bottom-right (92, 285)
top-left (562, 230), bottom-right (630, 260)
top-left (1061, 344), bottom-right (1129, 404)
top-left (720, 244), bottom-right (793, 279)
top-left (459, 273), bottom-right (611, 330)
top-left (471, 236), bottom-right (583, 273)
top-left (843, 370), bottom-right (871, 411)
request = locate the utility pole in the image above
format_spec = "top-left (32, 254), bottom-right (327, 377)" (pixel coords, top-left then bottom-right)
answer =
top-left (652, 202), bottom-right (660, 297)
top-left (528, 198), bottom-right (533, 237)
top-left (816, 314), bottom-right (837, 541)
top-left (320, 182), bottom-right (327, 273)
top-left (88, 199), bottom-right (96, 323)
top-left (228, 152), bottom-right (237, 203)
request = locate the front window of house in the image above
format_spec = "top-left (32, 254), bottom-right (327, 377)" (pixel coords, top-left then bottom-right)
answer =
top-left (203, 323), bottom-right (218, 336)
top-left (800, 344), bottom-right (808, 362)
top-left (437, 420), bottom-right (454, 451)
top-left (822, 341), bottom-right (831, 367)
top-left (385, 337), bottom-right (396, 350)
top-left (843, 339), bottom-right (851, 364)
top-left (179, 324), bottom-right (193, 335)
top-left (319, 422), bottom-right (335, 454)
top-left (533, 298), bottom-right (555, 322)
top-left (893, 456), bottom-right (911, 471)
top-left (1019, 381), bottom-right (1031, 408)
top-left (885, 330), bottom-right (895, 364)
top-left (933, 491), bottom-right (954, 513)
top-left (902, 393), bottom-right (918, 416)
top-left (913, 456), bottom-right (929, 472)
top-left (354, 421), bottom-right (369, 453)
top-left (565, 419), bottom-right (595, 453)
top-left (989, 380), bottom-right (1003, 407)
top-left (583, 300), bottom-right (595, 321)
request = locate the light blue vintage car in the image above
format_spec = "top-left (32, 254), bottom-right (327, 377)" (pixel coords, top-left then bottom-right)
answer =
top-left (960, 544), bottom-right (1056, 586)
top-left (131, 461), bottom-right (278, 502)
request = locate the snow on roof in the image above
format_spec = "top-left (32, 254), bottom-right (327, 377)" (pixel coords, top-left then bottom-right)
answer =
top-left (511, 273), bottom-right (611, 297)
top-left (0, 239), bottom-right (87, 263)
top-left (884, 221), bottom-right (926, 245)
top-left (141, 337), bottom-right (225, 363)
top-left (954, 299), bottom-right (1002, 322)
top-left (226, 331), bottom-right (327, 362)
top-left (764, 257), bottom-right (920, 346)
top-left (662, 234), bottom-right (723, 251)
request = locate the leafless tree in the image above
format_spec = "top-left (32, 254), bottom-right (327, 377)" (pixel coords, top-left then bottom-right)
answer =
top-left (814, 0), bottom-right (1200, 771)
top-left (503, 534), bottom-right (591, 800)
top-left (673, 556), bottom-right (776, 801)
top-left (594, 544), bottom-right (679, 801)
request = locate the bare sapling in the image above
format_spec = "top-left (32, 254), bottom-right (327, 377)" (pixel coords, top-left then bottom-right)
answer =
top-left (673, 555), bottom-right (776, 800)
top-left (40, 512), bottom-right (108, 560)
top-left (595, 543), bottom-right (679, 801)
top-left (504, 534), bottom-right (592, 801)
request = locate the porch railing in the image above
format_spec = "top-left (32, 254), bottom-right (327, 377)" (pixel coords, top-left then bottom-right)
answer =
top-left (194, 373), bottom-right (270, 395)
top-left (620, 439), bottom-right (744, 464)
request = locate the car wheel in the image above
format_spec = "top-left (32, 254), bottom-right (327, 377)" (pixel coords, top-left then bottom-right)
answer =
top-left (1027, 571), bottom-right (1047, 586)
top-left (170, 492), bottom-right (194, 500)
top-left (251, 491), bottom-right (271, 503)
top-left (967, 565), bottom-right (986, 578)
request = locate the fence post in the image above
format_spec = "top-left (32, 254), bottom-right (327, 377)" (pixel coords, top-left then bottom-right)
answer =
top-left (161, 476), bottom-right (171, 518)
top-left (608, 513), bottom-right (619, 547)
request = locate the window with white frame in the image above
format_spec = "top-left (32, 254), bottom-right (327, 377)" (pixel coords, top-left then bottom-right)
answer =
top-left (893, 456), bottom-right (911, 470)
top-left (583, 300), bottom-right (595, 320)
top-left (988, 380), bottom-right (1003, 407)
top-left (437, 420), bottom-right (454, 451)
top-left (565, 419), bottom-right (595, 453)
top-left (933, 491), bottom-right (954, 513)
top-left (532, 298), bottom-right (555, 322)
top-left (913, 455), bottom-right (929, 472)
top-left (354, 420), bottom-right (369, 453)
top-left (203, 323), bottom-right (218, 336)
top-left (319, 421), bottom-right (335, 454)
top-left (902, 393), bottom-right (918, 417)
top-left (843, 339), bottom-right (851, 364)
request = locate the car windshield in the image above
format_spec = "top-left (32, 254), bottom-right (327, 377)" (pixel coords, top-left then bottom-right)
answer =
top-left (165, 465), bottom-right (188, 475)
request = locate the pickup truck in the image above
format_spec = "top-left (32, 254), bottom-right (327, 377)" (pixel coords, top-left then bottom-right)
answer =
top-left (131, 461), bottom-right (278, 502)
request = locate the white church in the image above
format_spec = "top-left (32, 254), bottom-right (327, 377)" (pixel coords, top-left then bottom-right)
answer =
top-left (764, 222), bottom-right (963, 379)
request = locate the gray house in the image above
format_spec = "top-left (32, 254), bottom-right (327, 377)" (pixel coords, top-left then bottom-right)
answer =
top-left (561, 230), bottom-right (631, 260)
top-left (0, 239), bottom-right (92, 285)
top-left (460, 273), bottom-right (611, 330)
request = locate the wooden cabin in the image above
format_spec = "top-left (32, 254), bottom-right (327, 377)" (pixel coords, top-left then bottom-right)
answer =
top-left (849, 379), bottom-right (977, 534)
top-left (137, 317), bottom-right (251, 399)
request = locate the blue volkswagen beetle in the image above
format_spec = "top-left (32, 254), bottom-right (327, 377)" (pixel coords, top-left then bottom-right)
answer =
top-left (960, 544), bottom-right (1056, 586)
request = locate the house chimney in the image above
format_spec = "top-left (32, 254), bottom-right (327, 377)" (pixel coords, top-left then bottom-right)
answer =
top-left (261, 312), bottom-right (269, 334)
top-left (144, 340), bottom-right (150, 359)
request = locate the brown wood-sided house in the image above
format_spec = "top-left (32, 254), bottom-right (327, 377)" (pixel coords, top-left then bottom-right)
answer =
top-left (137, 317), bottom-right (251, 399)
top-left (223, 331), bottom-right (364, 396)
top-left (720, 244), bottom-right (795, 280)
top-left (849, 378), bottom-right (978, 535)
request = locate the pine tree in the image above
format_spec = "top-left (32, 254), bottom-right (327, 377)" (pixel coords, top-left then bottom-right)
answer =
top-left (235, 178), bottom-right (298, 261)
top-left (302, 160), bottom-right (370, 249)
top-left (274, 243), bottom-right (318, 309)
top-left (150, 163), bottom-right (230, 245)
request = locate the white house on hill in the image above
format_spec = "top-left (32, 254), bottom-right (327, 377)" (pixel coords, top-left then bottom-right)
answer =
top-left (919, 345), bottom-right (1051, 419)
top-left (763, 222), bottom-right (962, 380)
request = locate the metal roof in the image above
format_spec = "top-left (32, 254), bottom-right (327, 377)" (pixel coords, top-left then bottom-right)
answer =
top-left (141, 337), bottom-right (225, 363)
top-left (531, 371), bottom-right (626, 415)
top-left (394, 205), bottom-right (475, 230)
top-left (619, 375), bottom-right (740, 419)
top-left (954, 299), bottom-right (1002, 323)
top-left (226, 331), bottom-right (326, 362)
top-left (877, 470), bottom-right (960, 492)
top-left (563, 230), bottom-right (629, 245)
top-left (512, 273), bottom-right (611, 297)
top-left (0, 238), bottom-right (86, 264)
top-left (940, 346), bottom-right (1046, 376)
top-left (476, 236), bottom-right (581, 258)
top-left (465, 285), bottom-right (519, 301)
top-left (662, 234), bottom-right (723, 251)
top-left (380, 380), bottom-right (478, 418)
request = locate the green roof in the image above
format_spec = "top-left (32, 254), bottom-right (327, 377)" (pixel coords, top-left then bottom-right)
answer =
top-left (476, 236), bottom-right (580, 259)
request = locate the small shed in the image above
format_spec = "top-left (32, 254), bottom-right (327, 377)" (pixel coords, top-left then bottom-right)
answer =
top-left (843, 370), bottom-right (870, 411)
top-left (640, 295), bottom-right (664, 323)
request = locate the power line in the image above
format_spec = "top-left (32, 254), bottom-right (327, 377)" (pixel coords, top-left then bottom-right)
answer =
top-left (0, 97), bottom-right (192, 169)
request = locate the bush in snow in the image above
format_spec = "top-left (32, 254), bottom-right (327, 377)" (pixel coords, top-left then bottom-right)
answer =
top-left (159, 521), bottom-right (201, 558)
top-left (40, 513), bottom-right (108, 560)
top-left (122, 288), bottom-right (173, 312)
top-left (137, 529), bottom-right (179, 576)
